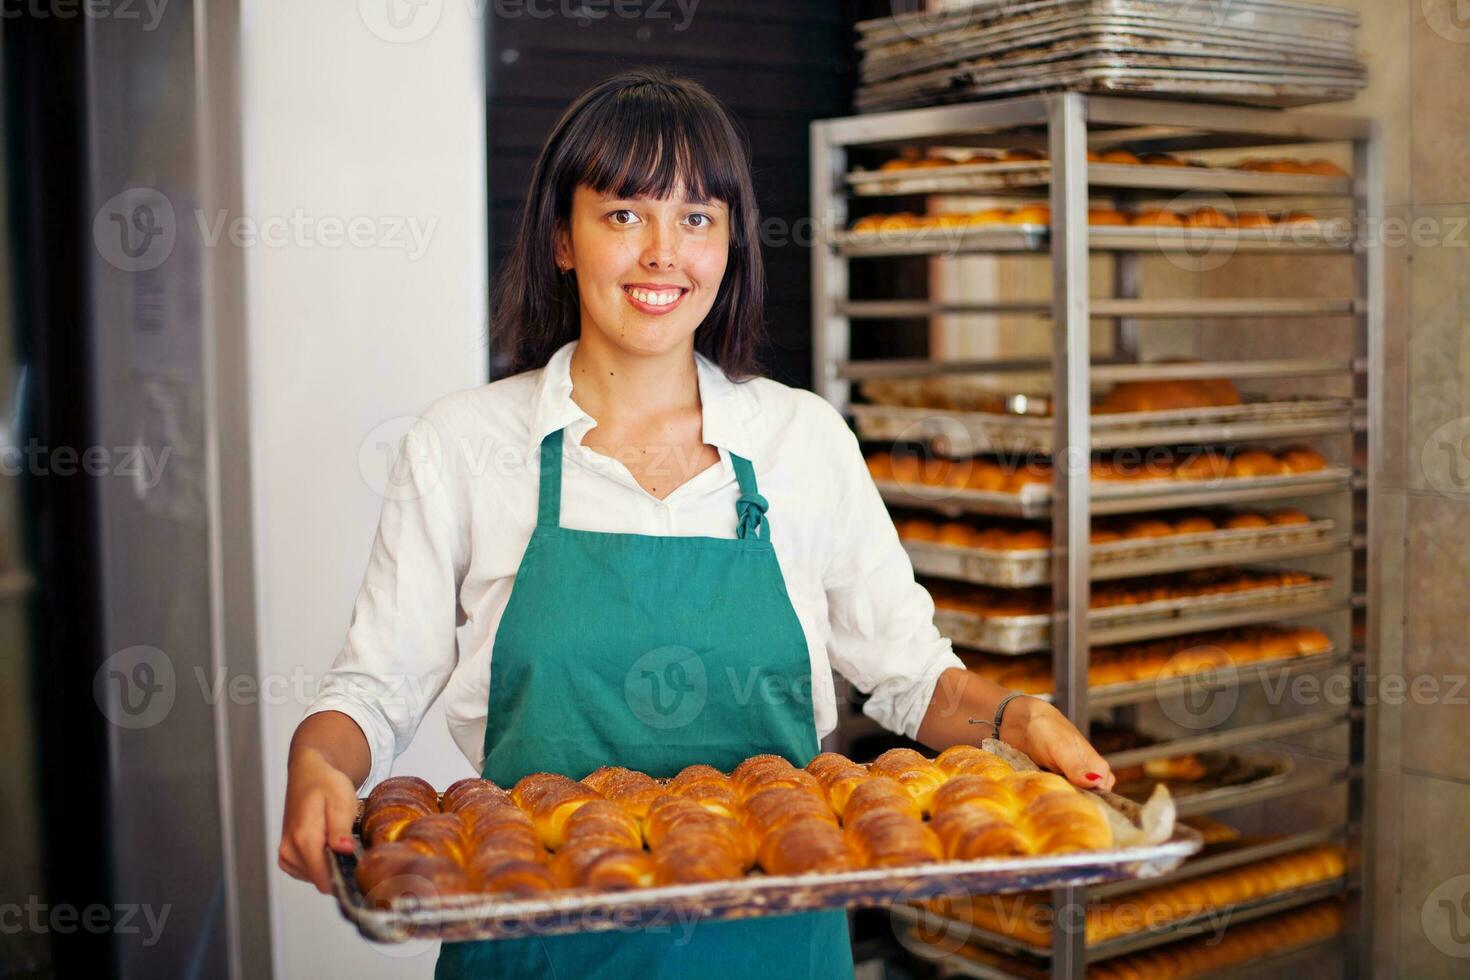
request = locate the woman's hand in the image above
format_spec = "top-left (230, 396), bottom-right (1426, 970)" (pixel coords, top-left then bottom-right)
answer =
top-left (279, 749), bottom-right (360, 894)
top-left (1000, 695), bottom-right (1115, 792)
top-left (918, 668), bottom-right (1115, 791)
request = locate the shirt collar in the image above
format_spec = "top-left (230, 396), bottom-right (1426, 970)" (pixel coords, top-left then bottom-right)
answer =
top-left (525, 339), bottom-right (761, 463)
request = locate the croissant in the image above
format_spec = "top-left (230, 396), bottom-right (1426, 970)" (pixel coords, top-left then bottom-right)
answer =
top-left (398, 813), bottom-right (470, 865)
top-left (730, 755), bottom-right (824, 801)
top-left (512, 773), bottom-right (605, 849)
top-left (361, 802), bottom-right (430, 847)
top-left (479, 858), bottom-right (560, 895)
top-left (757, 820), bottom-right (858, 876)
top-left (805, 753), bottom-right (870, 816)
top-left (934, 745), bottom-right (1012, 780)
top-left (843, 776), bottom-right (920, 823)
top-left (652, 837), bottom-right (747, 885)
top-left (357, 848), bottom-right (471, 906)
top-left (844, 807), bottom-right (942, 868)
top-left (743, 787), bottom-right (838, 838)
top-left (581, 766), bottom-right (666, 821)
top-left (441, 778), bottom-right (508, 813)
top-left (366, 775), bottom-right (438, 815)
top-left (869, 749), bottom-right (948, 814)
top-left (560, 800), bottom-right (643, 851)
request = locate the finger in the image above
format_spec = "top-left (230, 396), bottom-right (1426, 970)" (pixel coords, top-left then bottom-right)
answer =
top-left (294, 795), bottom-right (332, 894)
top-left (1062, 736), bottom-right (1114, 791)
top-left (325, 790), bottom-right (358, 854)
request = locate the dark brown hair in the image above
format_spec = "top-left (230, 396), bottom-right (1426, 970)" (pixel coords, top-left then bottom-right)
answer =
top-left (490, 66), bottom-right (767, 380)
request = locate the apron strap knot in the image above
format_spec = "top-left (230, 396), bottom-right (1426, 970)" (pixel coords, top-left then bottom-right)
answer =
top-left (735, 491), bottom-right (769, 540)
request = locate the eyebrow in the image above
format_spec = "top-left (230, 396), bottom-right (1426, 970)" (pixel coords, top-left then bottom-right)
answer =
top-left (597, 193), bottom-right (728, 209)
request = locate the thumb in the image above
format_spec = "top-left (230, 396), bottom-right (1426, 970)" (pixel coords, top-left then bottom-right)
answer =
top-left (325, 790), bottom-right (359, 854)
top-left (1058, 735), bottom-right (1114, 792)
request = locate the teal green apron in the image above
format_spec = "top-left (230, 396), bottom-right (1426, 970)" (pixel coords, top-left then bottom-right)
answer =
top-left (435, 426), bottom-right (854, 980)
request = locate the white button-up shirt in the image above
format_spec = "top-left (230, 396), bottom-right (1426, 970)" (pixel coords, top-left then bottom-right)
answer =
top-left (307, 339), bottom-right (964, 789)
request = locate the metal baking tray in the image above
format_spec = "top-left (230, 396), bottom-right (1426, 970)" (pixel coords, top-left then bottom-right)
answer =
top-left (857, 65), bottom-right (1363, 113)
top-left (856, 0), bottom-right (1360, 50)
top-left (932, 573), bottom-right (1332, 654)
top-left (963, 648), bottom-right (1344, 708)
top-left (833, 224), bottom-right (1046, 257)
top-left (327, 794), bottom-right (1203, 944)
top-left (844, 160), bottom-right (1351, 198)
top-left (853, 398), bottom-right (1352, 453)
top-left (1087, 220), bottom-right (1354, 252)
top-left (861, 27), bottom-right (1361, 96)
top-left (875, 465), bottom-right (1353, 519)
top-left (861, 19), bottom-right (1360, 86)
top-left (903, 519), bottom-right (1340, 587)
top-left (832, 220), bottom-right (1353, 256)
top-left (890, 876), bottom-right (1345, 963)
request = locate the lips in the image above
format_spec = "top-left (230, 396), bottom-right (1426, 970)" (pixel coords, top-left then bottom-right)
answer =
top-left (622, 284), bottom-right (688, 315)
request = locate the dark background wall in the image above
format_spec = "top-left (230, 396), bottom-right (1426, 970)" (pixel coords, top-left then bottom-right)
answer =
top-left (484, 1), bottom-right (866, 387)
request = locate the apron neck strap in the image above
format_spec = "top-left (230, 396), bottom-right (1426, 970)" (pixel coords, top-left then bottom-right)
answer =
top-left (539, 428), bottom-right (769, 540)
top-left (730, 452), bottom-right (770, 541)
top-left (537, 428), bottom-right (564, 527)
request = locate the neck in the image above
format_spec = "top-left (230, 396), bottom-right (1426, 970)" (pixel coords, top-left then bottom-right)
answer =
top-left (568, 331), bottom-right (701, 429)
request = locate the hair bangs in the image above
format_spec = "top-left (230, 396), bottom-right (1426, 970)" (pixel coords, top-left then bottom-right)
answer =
top-left (558, 84), bottom-right (744, 212)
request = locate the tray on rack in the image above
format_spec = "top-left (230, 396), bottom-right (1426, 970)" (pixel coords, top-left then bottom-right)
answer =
top-left (856, 0), bottom-right (1361, 52)
top-left (853, 398), bottom-right (1352, 453)
top-left (933, 574), bottom-right (1332, 654)
top-left (890, 877), bottom-right (1345, 965)
top-left (874, 466), bottom-right (1353, 519)
top-left (844, 159), bottom-right (1352, 197)
top-left (903, 517), bottom-right (1339, 587)
top-left (860, 21), bottom-right (1362, 87)
top-left (833, 224), bottom-right (1047, 256)
top-left (327, 765), bottom-right (1202, 944)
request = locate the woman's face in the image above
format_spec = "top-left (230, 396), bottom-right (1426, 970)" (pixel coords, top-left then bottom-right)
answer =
top-left (556, 182), bottom-right (730, 358)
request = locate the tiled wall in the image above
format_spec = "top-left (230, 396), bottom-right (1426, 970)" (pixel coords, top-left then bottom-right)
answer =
top-left (931, 2), bottom-right (1470, 974)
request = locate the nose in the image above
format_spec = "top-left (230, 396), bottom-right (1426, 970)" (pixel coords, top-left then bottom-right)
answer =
top-left (640, 217), bottom-right (676, 270)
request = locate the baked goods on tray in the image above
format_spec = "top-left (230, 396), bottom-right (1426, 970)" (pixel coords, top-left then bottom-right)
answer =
top-left (895, 507), bottom-right (1318, 552)
top-left (352, 747), bottom-right (1122, 906)
top-left (959, 624), bottom-right (1333, 695)
top-left (926, 568), bottom-right (1321, 620)
top-left (865, 444), bottom-right (1329, 493)
top-left (927, 844), bottom-right (1345, 946)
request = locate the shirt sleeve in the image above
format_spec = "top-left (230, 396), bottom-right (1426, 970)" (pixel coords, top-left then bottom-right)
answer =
top-left (818, 405), bottom-right (965, 741)
top-left (303, 409), bottom-right (470, 791)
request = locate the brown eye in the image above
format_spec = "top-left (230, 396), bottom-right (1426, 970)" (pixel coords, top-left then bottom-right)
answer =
top-left (609, 209), bottom-right (639, 226)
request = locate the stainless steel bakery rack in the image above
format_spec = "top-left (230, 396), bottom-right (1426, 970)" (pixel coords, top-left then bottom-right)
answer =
top-left (811, 93), bottom-right (1379, 978)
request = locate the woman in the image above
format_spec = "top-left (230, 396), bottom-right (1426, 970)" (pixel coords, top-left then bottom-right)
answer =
top-left (279, 67), bottom-right (1114, 979)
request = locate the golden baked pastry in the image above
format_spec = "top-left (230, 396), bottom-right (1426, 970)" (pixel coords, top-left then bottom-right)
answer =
top-left (1128, 208), bottom-right (1184, 227)
top-left (1008, 204), bottom-right (1050, 225)
top-left (1100, 149), bottom-right (1141, 165)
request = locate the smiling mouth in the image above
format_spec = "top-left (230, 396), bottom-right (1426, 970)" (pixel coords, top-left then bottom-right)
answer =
top-left (622, 285), bottom-right (688, 313)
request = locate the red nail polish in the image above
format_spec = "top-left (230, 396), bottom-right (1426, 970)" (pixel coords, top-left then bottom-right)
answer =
top-left (1085, 772), bottom-right (1101, 781)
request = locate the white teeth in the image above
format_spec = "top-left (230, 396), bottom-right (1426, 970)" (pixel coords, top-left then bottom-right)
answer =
top-left (626, 287), bottom-right (681, 307)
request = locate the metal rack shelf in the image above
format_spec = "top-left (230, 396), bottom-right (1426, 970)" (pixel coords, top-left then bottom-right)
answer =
top-left (833, 223), bottom-right (1353, 257)
top-left (811, 92), bottom-right (1379, 978)
top-left (889, 876), bottom-right (1345, 964)
top-left (845, 160), bottom-right (1353, 198)
top-left (875, 467), bottom-right (1353, 519)
top-left (904, 524), bottom-right (1346, 587)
